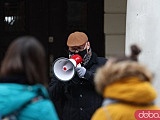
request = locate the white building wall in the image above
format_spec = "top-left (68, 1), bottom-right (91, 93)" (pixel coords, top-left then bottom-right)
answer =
top-left (126, 0), bottom-right (160, 106)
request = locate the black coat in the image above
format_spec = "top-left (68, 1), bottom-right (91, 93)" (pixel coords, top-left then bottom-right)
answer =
top-left (48, 52), bottom-right (107, 120)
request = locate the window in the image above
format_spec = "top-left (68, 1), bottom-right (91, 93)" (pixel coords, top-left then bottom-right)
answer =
top-left (1, 0), bottom-right (25, 32)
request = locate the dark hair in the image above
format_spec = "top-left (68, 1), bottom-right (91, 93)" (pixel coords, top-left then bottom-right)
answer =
top-left (114, 44), bottom-right (141, 63)
top-left (0, 36), bottom-right (47, 86)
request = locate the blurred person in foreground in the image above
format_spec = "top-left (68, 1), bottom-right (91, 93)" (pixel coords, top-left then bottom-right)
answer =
top-left (48, 31), bottom-right (107, 120)
top-left (0, 36), bottom-right (59, 120)
top-left (91, 44), bottom-right (159, 120)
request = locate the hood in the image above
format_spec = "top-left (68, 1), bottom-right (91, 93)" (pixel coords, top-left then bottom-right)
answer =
top-left (0, 83), bottom-right (49, 115)
top-left (94, 61), bottom-right (157, 104)
top-left (103, 77), bottom-right (157, 104)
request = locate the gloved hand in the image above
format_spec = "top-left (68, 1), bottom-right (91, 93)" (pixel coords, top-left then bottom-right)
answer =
top-left (75, 66), bottom-right (86, 78)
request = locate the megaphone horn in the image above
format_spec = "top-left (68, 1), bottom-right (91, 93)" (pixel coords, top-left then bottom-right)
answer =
top-left (52, 54), bottom-right (83, 81)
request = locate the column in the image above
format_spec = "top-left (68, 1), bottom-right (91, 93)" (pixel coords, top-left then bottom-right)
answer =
top-left (126, 0), bottom-right (160, 106)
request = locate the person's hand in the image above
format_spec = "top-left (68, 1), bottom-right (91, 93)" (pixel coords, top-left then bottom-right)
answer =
top-left (75, 67), bottom-right (86, 78)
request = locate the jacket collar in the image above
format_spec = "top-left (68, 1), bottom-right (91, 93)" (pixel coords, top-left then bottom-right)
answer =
top-left (84, 52), bottom-right (97, 69)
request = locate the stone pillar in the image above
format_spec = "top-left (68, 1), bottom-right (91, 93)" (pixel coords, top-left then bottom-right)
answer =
top-left (126, 0), bottom-right (160, 106)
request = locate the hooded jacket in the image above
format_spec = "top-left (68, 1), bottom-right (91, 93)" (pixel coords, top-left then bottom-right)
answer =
top-left (0, 76), bottom-right (59, 120)
top-left (92, 61), bottom-right (159, 120)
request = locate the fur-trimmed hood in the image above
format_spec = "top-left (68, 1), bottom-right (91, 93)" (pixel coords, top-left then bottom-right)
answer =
top-left (94, 60), bottom-right (153, 95)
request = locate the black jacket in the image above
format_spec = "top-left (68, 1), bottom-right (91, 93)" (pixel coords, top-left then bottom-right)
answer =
top-left (48, 52), bottom-right (107, 120)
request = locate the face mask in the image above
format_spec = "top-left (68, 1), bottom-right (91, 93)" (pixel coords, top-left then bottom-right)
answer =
top-left (77, 49), bottom-right (87, 58)
top-left (68, 49), bottom-right (87, 58)
top-left (69, 48), bottom-right (92, 66)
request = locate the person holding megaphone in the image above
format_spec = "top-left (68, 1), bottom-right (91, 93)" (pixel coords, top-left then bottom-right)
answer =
top-left (48, 31), bottom-right (107, 120)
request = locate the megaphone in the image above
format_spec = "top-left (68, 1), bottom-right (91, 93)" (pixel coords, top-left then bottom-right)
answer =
top-left (52, 54), bottom-right (83, 81)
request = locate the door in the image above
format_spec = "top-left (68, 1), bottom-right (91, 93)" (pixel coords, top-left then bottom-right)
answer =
top-left (0, 0), bottom-right (104, 79)
top-left (0, 0), bottom-right (27, 62)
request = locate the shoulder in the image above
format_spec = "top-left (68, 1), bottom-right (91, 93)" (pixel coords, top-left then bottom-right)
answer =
top-left (92, 104), bottom-right (130, 120)
top-left (96, 57), bottom-right (108, 67)
top-left (97, 57), bottom-right (107, 63)
top-left (20, 98), bottom-right (59, 120)
top-left (91, 107), bottom-right (108, 120)
top-left (92, 52), bottom-right (108, 65)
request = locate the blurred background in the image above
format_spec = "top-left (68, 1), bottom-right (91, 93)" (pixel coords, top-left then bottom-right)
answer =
top-left (1, 0), bottom-right (160, 106)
